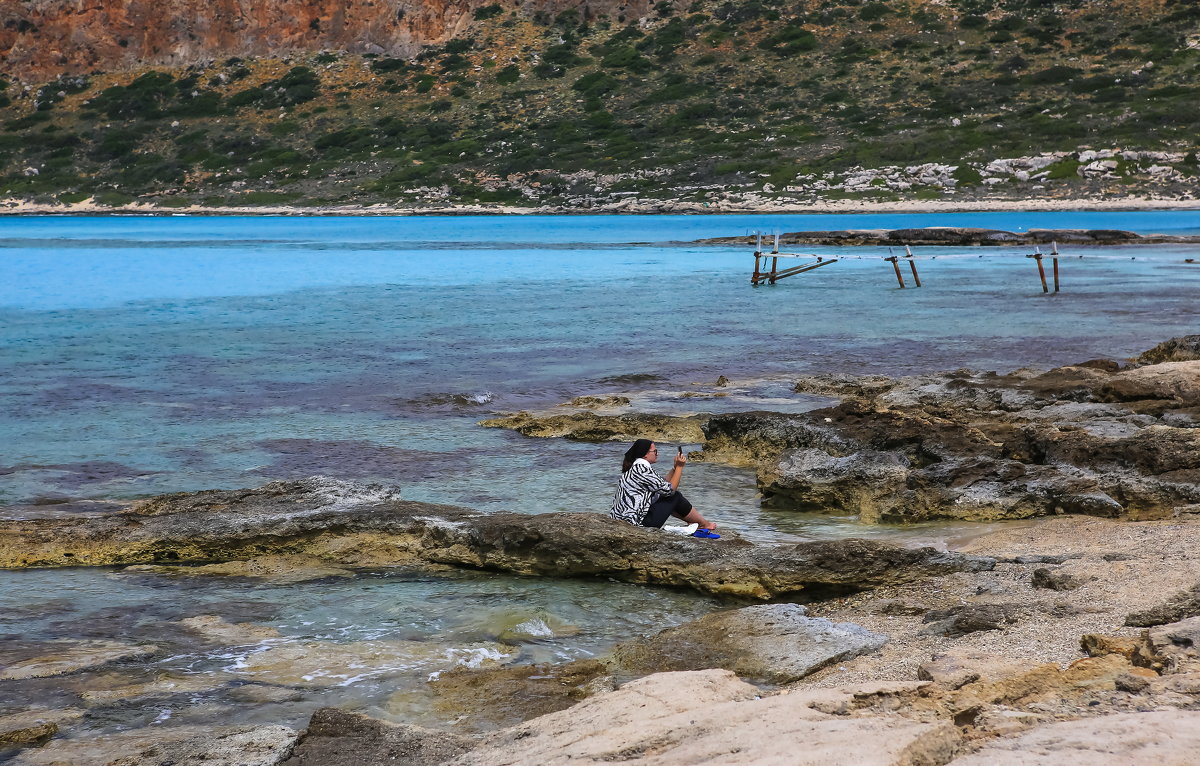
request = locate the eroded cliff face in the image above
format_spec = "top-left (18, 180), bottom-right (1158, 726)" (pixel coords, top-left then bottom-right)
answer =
top-left (0, 0), bottom-right (649, 81)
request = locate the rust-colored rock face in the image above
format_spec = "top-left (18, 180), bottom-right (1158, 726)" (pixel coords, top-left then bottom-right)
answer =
top-left (0, 0), bottom-right (648, 81)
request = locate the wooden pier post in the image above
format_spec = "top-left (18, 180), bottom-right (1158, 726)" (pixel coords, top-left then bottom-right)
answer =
top-left (886, 256), bottom-right (906, 288)
top-left (769, 256), bottom-right (779, 284)
top-left (1052, 257), bottom-right (1060, 293)
top-left (1034, 254), bottom-right (1049, 293)
top-left (752, 254), bottom-right (762, 285)
top-left (909, 259), bottom-right (922, 287)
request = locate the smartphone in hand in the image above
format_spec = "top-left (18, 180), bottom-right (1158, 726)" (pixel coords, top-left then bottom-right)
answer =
top-left (678, 446), bottom-right (683, 456)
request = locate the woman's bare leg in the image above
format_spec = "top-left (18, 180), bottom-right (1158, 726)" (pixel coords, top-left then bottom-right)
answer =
top-left (680, 508), bottom-right (716, 529)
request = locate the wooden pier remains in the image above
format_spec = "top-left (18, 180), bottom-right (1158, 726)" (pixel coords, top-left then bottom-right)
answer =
top-left (748, 233), bottom-right (1085, 293)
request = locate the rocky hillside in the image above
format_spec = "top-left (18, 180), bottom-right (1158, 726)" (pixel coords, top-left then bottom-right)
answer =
top-left (1, 0), bottom-right (1199, 209)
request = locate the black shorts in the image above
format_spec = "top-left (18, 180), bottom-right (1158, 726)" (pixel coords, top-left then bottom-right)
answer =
top-left (640, 491), bottom-right (694, 528)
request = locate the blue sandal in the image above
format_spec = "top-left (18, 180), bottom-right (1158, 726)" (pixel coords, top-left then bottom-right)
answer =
top-left (692, 529), bottom-right (721, 539)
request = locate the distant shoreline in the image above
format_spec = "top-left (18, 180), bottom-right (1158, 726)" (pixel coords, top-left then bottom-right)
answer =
top-left (3, 196), bottom-right (1200, 217)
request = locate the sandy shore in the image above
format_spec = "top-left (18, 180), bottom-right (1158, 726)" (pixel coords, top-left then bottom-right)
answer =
top-left (2, 196), bottom-right (1199, 217)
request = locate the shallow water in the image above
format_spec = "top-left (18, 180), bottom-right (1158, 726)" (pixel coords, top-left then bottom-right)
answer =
top-left (1, 211), bottom-right (1199, 739)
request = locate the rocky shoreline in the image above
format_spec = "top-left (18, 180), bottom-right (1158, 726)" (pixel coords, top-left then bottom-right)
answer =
top-left (8, 513), bottom-right (1200, 765)
top-left (484, 336), bottom-right (1200, 525)
top-left (3, 197), bottom-right (1200, 217)
top-left (696, 227), bottom-right (1200, 247)
top-left (5, 336), bottom-right (1200, 764)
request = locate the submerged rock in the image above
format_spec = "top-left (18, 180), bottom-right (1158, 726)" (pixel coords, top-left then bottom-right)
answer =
top-left (0, 640), bottom-right (158, 681)
top-left (78, 673), bottom-right (234, 703)
top-left (232, 640), bottom-right (514, 688)
top-left (9, 724), bottom-right (298, 766)
top-left (0, 479), bottom-right (994, 599)
top-left (610, 603), bottom-right (888, 684)
top-left (177, 615), bottom-right (282, 644)
top-left (126, 555), bottom-right (357, 584)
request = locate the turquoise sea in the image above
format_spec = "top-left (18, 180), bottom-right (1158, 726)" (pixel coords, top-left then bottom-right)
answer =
top-left (1, 210), bottom-right (1199, 739)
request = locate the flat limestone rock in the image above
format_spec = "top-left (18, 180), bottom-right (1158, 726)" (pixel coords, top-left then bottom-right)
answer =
top-left (448, 669), bottom-right (960, 766)
top-left (9, 724), bottom-right (298, 766)
top-left (0, 479), bottom-right (994, 600)
top-left (948, 711), bottom-right (1200, 765)
top-left (478, 411), bottom-right (706, 443)
top-left (0, 640), bottom-right (158, 681)
top-left (232, 640), bottom-right (514, 688)
top-left (611, 604), bottom-right (888, 684)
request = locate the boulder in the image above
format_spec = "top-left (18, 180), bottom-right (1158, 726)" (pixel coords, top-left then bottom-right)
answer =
top-left (282, 708), bottom-right (475, 766)
top-left (1125, 581), bottom-right (1200, 626)
top-left (1134, 335), bottom-right (1200, 365)
top-left (0, 480), bottom-right (995, 600)
top-left (0, 709), bottom-right (82, 747)
top-left (1096, 361), bottom-right (1200, 404)
top-left (610, 604), bottom-right (888, 684)
top-left (420, 660), bottom-right (613, 731)
top-left (1147, 617), bottom-right (1200, 673)
top-left (917, 651), bottom-right (1032, 690)
top-left (948, 711), bottom-right (1200, 765)
top-left (769, 449), bottom-right (910, 521)
top-left (9, 724), bottom-right (298, 766)
top-left (1030, 567), bottom-right (1083, 591)
top-left (919, 604), bottom-right (1026, 637)
top-left (446, 669), bottom-right (960, 766)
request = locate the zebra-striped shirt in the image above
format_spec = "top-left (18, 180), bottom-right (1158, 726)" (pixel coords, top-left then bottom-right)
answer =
top-left (609, 458), bottom-right (674, 525)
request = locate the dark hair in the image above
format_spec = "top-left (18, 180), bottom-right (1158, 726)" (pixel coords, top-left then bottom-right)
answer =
top-left (621, 439), bottom-right (654, 472)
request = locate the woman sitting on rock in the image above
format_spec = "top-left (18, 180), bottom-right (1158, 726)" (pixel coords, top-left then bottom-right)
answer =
top-left (609, 439), bottom-right (718, 537)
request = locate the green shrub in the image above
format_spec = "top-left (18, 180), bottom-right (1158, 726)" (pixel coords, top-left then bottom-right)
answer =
top-left (415, 74), bottom-right (436, 93)
top-left (232, 191), bottom-right (301, 204)
top-left (473, 4), bottom-right (503, 20)
top-left (859, 2), bottom-right (890, 21)
top-left (1044, 157), bottom-right (1081, 179)
top-left (496, 64), bottom-right (520, 84)
top-left (757, 24), bottom-right (817, 56)
top-left (1025, 65), bottom-right (1080, 84)
top-left (952, 164), bottom-right (983, 185)
top-left (88, 71), bottom-right (175, 118)
top-left (601, 46), bottom-right (653, 72)
top-left (572, 70), bottom-right (620, 97)
top-left (228, 67), bottom-right (320, 110)
top-left (371, 58), bottom-right (409, 74)
top-left (94, 190), bottom-right (136, 206)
